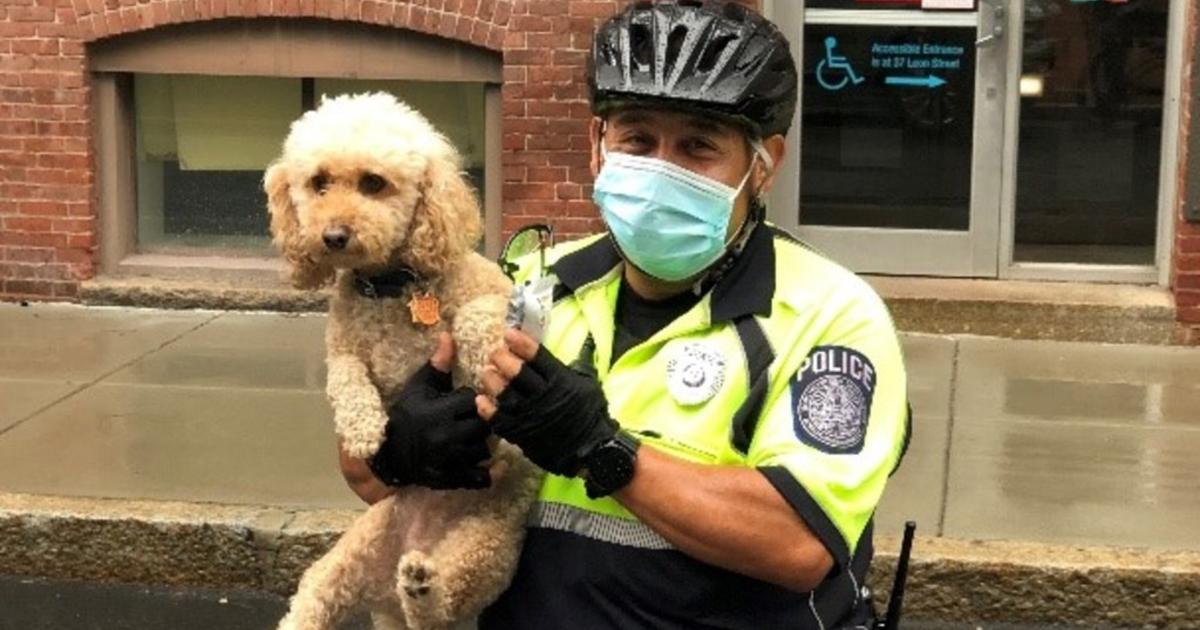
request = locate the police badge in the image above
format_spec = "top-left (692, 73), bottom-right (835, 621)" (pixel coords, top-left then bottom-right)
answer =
top-left (665, 341), bottom-right (726, 406)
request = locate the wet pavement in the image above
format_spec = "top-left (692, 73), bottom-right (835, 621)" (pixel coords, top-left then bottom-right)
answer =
top-left (0, 574), bottom-right (1133, 630)
top-left (1, 302), bottom-right (1199, 550)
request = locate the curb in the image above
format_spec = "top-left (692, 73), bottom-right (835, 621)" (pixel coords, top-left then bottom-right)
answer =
top-left (2, 493), bottom-right (1197, 628)
top-left (869, 536), bottom-right (1200, 629)
top-left (78, 277), bottom-right (1187, 345)
top-left (79, 278), bottom-right (327, 313)
top-left (0, 493), bottom-right (352, 596)
top-left (886, 298), bottom-right (1180, 346)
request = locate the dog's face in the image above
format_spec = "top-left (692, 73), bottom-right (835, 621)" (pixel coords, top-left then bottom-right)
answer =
top-left (265, 93), bottom-right (482, 288)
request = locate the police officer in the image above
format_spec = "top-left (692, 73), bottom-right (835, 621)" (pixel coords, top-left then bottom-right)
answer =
top-left (478, 2), bottom-right (910, 627)
top-left (344, 2), bottom-right (910, 628)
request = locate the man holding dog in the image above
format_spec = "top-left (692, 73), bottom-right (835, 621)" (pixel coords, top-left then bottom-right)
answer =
top-left (344, 2), bottom-right (910, 628)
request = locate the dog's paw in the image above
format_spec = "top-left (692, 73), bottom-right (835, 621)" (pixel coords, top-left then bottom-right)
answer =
top-left (399, 551), bottom-right (436, 600)
top-left (399, 550), bottom-right (450, 629)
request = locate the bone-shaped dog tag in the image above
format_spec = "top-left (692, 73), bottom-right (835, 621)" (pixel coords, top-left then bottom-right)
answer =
top-left (408, 292), bottom-right (441, 326)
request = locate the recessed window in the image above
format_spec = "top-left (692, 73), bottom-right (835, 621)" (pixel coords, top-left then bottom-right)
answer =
top-left (132, 74), bottom-right (486, 255)
top-left (134, 74), bottom-right (297, 253)
top-left (314, 78), bottom-right (487, 202)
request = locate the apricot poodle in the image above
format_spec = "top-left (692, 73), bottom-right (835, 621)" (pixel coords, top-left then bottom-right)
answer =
top-left (265, 92), bottom-right (539, 630)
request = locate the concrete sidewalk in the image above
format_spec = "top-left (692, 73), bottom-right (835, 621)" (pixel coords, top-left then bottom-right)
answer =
top-left (1, 302), bottom-right (1199, 627)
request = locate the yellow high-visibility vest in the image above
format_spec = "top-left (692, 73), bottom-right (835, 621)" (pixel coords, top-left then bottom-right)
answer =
top-left (488, 223), bottom-right (910, 629)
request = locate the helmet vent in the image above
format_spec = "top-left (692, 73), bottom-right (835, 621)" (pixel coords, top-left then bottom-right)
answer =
top-left (630, 23), bottom-right (653, 68)
top-left (666, 26), bottom-right (688, 69)
top-left (600, 40), bottom-right (618, 66)
top-left (698, 32), bottom-right (738, 73)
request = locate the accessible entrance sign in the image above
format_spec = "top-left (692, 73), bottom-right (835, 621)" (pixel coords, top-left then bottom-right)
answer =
top-left (871, 42), bottom-right (966, 71)
top-left (808, 26), bottom-right (974, 98)
top-left (806, 0), bottom-right (976, 8)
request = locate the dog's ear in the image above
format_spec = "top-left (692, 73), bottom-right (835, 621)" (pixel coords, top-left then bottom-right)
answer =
top-left (264, 161), bottom-right (334, 289)
top-left (403, 148), bottom-right (484, 277)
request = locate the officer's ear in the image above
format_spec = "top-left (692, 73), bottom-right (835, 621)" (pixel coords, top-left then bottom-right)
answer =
top-left (756, 134), bottom-right (787, 197)
top-left (589, 116), bottom-right (606, 178)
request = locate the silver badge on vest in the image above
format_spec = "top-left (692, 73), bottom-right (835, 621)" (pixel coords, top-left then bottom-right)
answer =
top-left (665, 341), bottom-right (726, 406)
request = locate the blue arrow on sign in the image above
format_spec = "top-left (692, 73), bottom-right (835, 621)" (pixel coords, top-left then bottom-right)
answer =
top-left (885, 75), bottom-right (947, 88)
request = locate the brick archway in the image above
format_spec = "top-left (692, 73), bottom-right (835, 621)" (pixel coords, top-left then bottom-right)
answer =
top-left (75, 0), bottom-right (511, 51)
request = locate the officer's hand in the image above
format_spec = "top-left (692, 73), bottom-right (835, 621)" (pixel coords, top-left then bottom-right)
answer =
top-left (368, 333), bottom-right (492, 490)
top-left (478, 329), bottom-right (617, 476)
top-left (339, 442), bottom-right (395, 504)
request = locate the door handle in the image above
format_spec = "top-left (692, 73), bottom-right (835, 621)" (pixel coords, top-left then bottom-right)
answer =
top-left (976, 24), bottom-right (1004, 47)
top-left (976, 0), bottom-right (1005, 47)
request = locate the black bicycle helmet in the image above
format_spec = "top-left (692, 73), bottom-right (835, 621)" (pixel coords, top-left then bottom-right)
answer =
top-left (589, 0), bottom-right (798, 138)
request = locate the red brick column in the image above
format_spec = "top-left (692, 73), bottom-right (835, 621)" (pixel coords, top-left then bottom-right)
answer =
top-left (0, 6), bottom-right (91, 300)
top-left (1175, 0), bottom-right (1200, 338)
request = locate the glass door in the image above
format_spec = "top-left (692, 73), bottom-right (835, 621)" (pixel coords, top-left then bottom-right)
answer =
top-left (1001, 0), bottom-right (1172, 281)
top-left (770, 1), bottom-right (1008, 276)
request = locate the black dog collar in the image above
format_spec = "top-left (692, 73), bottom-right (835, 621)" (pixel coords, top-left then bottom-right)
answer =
top-left (353, 267), bottom-right (420, 299)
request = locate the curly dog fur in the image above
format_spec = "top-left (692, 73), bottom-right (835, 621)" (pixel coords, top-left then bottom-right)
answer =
top-left (266, 93), bottom-right (539, 630)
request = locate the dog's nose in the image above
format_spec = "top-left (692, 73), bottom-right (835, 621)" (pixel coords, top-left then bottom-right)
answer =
top-left (323, 227), bottom-right (351, 251)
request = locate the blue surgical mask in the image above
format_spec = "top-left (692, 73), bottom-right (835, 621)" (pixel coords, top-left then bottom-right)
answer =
top-left (593, 140), bottom-right (770, 282)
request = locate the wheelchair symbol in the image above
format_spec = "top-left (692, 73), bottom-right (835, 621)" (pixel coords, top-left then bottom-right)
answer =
top-left (816, 36), bottom-right (865, 91)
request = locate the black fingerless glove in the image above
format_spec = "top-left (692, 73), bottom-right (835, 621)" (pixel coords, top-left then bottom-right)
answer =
top-left (368, 362), bottom-right (492, 490)
top-left (492, 345), bottom-right (618, 476)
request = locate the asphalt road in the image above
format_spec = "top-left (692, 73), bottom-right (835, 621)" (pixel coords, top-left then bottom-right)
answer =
top-left (0, 575), bottom-right (369, 630)
top-left (0, 574), bottom-right (1132, 630)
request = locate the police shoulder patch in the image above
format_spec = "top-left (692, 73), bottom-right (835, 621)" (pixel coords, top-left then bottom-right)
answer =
top-left (790, 345), bottom-right (876, 454)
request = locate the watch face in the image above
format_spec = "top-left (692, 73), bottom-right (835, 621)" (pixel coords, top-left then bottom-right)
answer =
top-left (597, 446), bottom-right (634, 481)
top-left (586, 436), bottom-right (638, 498)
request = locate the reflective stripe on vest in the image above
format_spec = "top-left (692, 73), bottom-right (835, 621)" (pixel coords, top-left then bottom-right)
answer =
top-left (528, 501), bottom-right (674, 550)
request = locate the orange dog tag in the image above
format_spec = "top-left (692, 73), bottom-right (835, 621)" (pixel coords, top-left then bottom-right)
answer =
top-left (408, 292), bottom-right (441, 326)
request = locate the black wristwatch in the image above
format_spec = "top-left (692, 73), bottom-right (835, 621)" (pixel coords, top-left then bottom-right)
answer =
top-left (582, 430), bottom-right (641, 499)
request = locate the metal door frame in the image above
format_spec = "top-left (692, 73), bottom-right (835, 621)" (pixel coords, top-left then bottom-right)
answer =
top-left (767, 2), bottom-right (1007, 277)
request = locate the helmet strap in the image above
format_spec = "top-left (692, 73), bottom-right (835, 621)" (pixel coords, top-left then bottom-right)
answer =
top-left (690, 207), bottom-right (761, 297)
top-left (749, 137), bottom-right (775, 172)
top-left (691, 137), bottom-right (771, 295)
top-left (747, 137), bottom-right (774, 209)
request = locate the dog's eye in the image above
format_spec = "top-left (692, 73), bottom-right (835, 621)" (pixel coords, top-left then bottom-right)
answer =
top-left (310, 172), bottom-right (330, 194)
top-left (358, 173), bottom-right (388, 196)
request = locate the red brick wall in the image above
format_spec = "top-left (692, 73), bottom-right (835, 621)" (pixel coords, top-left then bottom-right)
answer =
top-left (1175, 0), bottom-right (1200, 328)
top-left (0, 0), bottom-right (759, 301)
